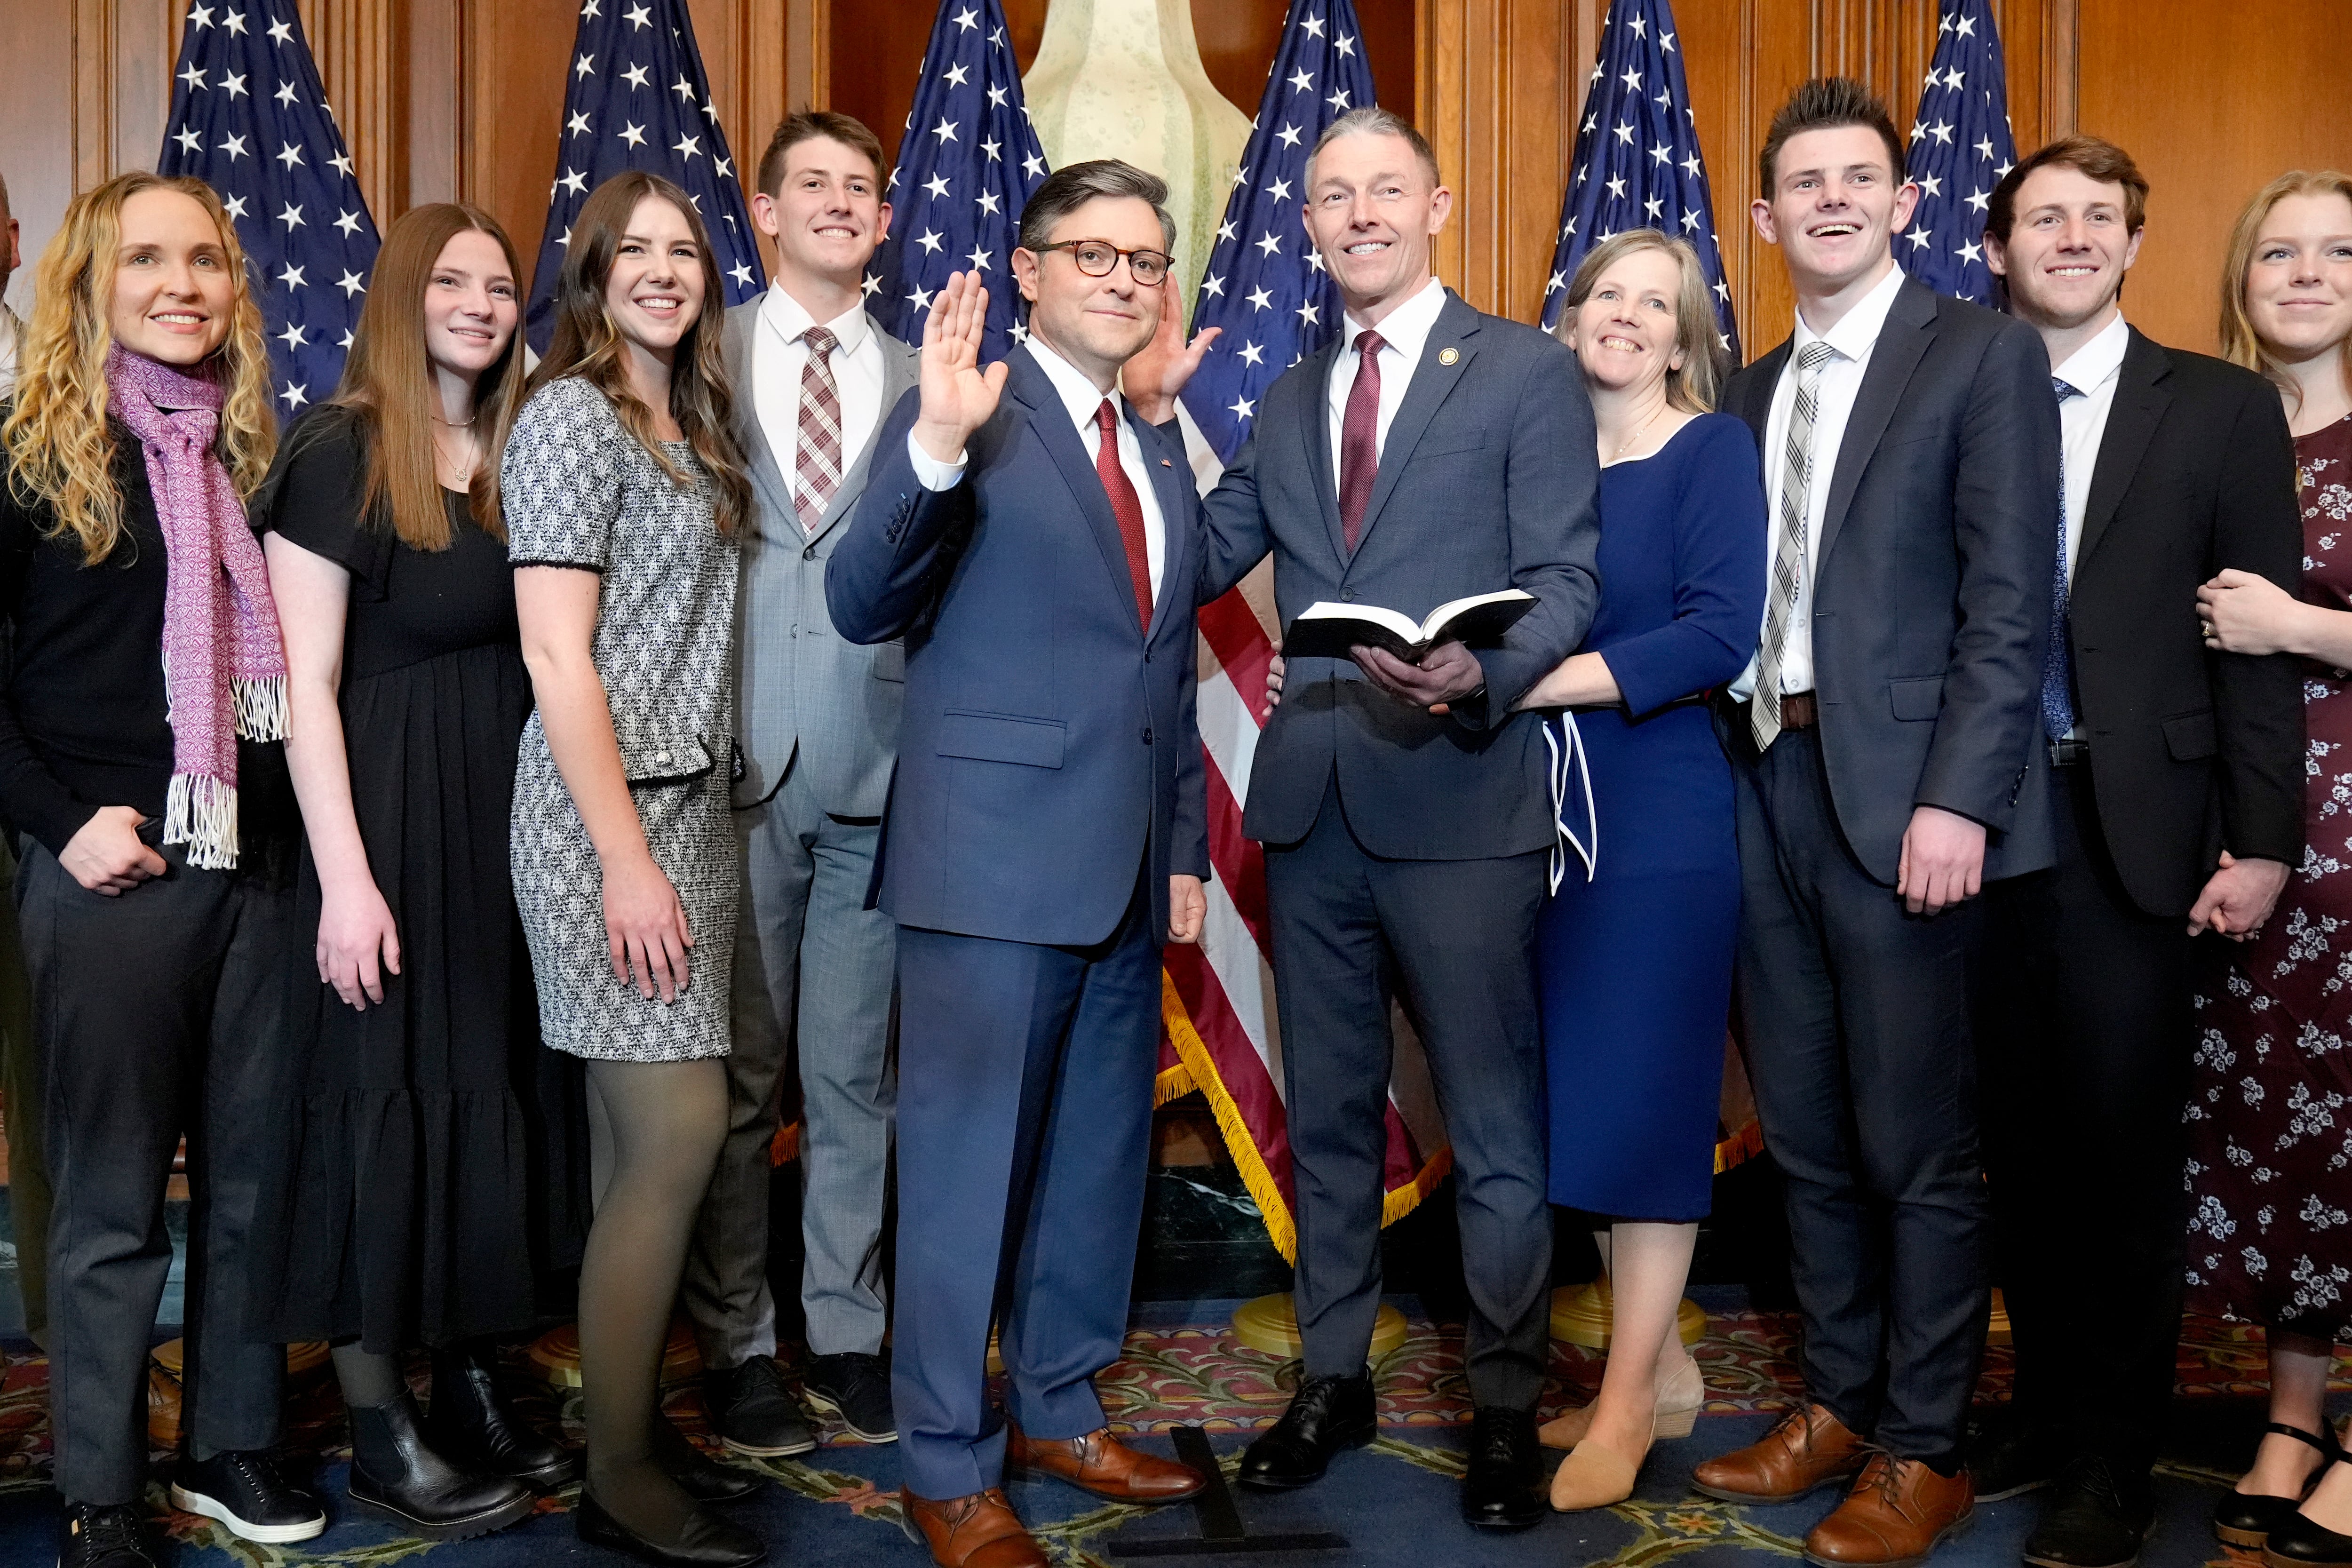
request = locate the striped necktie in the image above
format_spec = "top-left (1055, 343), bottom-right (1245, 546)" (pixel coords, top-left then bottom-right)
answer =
top-left (793, 325), bottom-right (843, 535)
top-left (1752, 339), bottom-right (1839, 750)
top-left (2042, 377), bottom-right (2084, 740)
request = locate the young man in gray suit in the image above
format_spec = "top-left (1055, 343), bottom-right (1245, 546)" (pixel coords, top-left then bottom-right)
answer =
top-left (1689, 80), bottom-right (2060, 1568)
top-left (685, 111), bottom-right (917, 1455)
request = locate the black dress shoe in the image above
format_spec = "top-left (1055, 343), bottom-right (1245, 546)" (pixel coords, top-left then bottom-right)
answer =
top-left (169, 1449), bottom-right (327, 1544)
top-left (2267, 1461), bottom-right (2352, 1568)
top-left (1461, 1406), bottom-right (1544, 1531)
top-left (1237, 1370), bottom-right (1376, 1490)
top-left (347, 1393), bottom-right (538, 1542)
top-left (701, 1357), bottom-right (816, 1458)
top-left (430, 1340), bottom-right (579, 1488)
top-left (576, 1490), bottom-right (766, 1568)
top-left (2023, 1454), bottom-right (2153, 1568)
top-left (1967, 1404), bottom-right (2057, 1503)
top-left (2218, 1423), bottom-right (2343, 1549)
top-left (650, 1412), bottom-right (768, 1502)
top-left (57, 1503), bottom-right (156, 1568)
top-left (803, 1352), bottom-right (897, 1443)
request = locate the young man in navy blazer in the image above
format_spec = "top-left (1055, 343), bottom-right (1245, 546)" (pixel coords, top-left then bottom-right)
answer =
top-left (827, 161), bottom-right (1210, 1568)
top-left (1134, 107), bottom-right (1602, 1531)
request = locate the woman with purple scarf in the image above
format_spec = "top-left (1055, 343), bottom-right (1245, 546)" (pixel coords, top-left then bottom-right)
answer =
top-left (0, 172), bottom-right (325, 1568)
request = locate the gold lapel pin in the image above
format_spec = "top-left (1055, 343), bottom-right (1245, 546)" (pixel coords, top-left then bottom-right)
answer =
top-left (1438, 346), bottom-right (1460, 366)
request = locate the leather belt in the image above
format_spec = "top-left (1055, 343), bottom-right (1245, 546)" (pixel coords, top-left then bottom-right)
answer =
top-left (1777, 691), bottom-right (1819, 731)
top-left (2048, 736), bottom-right (2090, 768)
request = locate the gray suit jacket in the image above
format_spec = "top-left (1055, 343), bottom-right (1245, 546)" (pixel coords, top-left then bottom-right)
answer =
top-left (724, 297), bottom-right (921, 812)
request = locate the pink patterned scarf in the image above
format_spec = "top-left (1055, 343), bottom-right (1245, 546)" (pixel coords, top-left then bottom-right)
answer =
top-left (106, 345), bottom-right (287, 869)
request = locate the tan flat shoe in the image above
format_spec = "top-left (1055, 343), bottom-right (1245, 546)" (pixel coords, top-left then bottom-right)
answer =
top-left (1539, 1353), bottom-right (1705, 1451)
top-left (1549, 1432), bottom-right (1647, 1512)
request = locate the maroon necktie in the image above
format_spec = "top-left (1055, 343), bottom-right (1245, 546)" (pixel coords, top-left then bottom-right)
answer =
top-left (1338, 329), bottom-right (1386, 553)
top-left (1094, 398), bottom-right (1153, 629)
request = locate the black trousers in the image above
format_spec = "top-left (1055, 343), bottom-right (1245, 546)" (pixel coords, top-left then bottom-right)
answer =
top-left (1730, 723), bottom-right (1988, 1461)
top-left (20, 841), bottom-right (289, 1504)
top-left (1979, 761), bottom-right (2195, 1475)
top-left (1263, 780), bottom-right (1553, 1409)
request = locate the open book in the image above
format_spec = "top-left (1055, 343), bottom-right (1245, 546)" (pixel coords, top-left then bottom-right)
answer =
top-left (1282, 589), bottom-right (1536, 664)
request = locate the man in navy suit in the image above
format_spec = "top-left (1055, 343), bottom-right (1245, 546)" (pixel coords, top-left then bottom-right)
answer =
top-left (1134, 107), bottom-right (1601, 1530)
top-left (827, 160), bottom-right (1210, 1568)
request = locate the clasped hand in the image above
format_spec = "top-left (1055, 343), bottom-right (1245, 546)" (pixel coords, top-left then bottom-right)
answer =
top-left (1262, 646), bottom-right (1485, 715)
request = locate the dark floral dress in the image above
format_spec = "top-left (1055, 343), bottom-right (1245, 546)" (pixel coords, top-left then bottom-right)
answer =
top-left (2185, 412), bottom-right (2352, 1341)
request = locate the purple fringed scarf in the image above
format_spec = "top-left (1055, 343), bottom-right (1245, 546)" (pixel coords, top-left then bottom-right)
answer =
top-left (106, 346), bottom-right (287, 869)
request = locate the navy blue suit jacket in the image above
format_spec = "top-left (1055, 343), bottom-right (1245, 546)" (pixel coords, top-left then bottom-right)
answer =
top-left (1193, 290), bottom-right (1602, 860)
top-left (826, 348), bottom-right (1210, 947)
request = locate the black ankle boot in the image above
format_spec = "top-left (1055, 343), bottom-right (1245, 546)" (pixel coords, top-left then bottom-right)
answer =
top-left (348, 1393), bottom-right (539, 1542)
top-left (429, 1340), bottom-right (579, 1488)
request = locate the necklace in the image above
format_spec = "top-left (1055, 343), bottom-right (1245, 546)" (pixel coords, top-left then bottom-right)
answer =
top-left (1605, 402), bottom-right (1667, 465)
top-left (431, 413), bottom-right (477, 428)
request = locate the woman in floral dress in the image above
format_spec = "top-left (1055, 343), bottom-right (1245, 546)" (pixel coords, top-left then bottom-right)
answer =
top-left (2188, 168), bottom-right (2352, 1563)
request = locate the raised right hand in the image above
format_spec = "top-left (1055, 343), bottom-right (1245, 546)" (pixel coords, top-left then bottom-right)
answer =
top-left (59, 805), bottom-right (167, 895)
top-left (604, 849), bottom-right (693, 1003)
top-left (318, 878), bottom-right (403, 1010)
top-left (913, 270), bottom-right (1010, 464)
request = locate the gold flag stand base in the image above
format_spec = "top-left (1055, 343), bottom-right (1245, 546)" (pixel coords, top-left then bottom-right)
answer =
top-left (527, 1320), bottom-right (704, 1389)
top-left (1230, 1292), bottom-right (1411, 1362)
top-left (1549, 1281), bottom-right (1708, 1350)
top-left (150, 1340), bottom-right (329, 1449)
top-left (1987, 1287), bottom-right (2013, 1348)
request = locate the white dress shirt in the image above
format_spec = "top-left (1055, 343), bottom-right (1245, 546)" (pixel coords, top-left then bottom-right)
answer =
top-left (908, 336), bottom-right (1167, 598)
top-left (1732, 262), bottom-right (1910, 700)
top-left (2049, 311), bottom-right (2130, 585)
top-left (1326, 274), bottom-right (1449, 488)
top-left (753, 284), bottom-right (886, 524)
top-left (0, 305), bottom-right (22, 399)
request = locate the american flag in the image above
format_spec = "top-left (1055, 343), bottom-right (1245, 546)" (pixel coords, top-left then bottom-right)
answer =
top-left (1159, 0), bottom-right (1449, 1262)
top-left (1178, 0), bottom-right (1375, 462)
top-left (157, 1), bottom-right (379, 414)
top-left (1539, 0), bottom-right (1737, 358)
top-left (1898, 0), bottom-right (2017, 306)
top-left (863, 0), bottom-right (1047, 362)
top-left (525, 0), bottom-right (763, 353)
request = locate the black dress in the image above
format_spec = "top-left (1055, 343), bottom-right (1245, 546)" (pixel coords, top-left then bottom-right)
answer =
top-left (250, 406), bottom-right (586, 1353)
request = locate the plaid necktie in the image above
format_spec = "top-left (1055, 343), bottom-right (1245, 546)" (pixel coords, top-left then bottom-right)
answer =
top-left (1752, 339), bottom-right (1839, 750)
top-left (2042, 377), bottom-right (2084, 740)
top-left (793, 325), bottom-right (843, 535)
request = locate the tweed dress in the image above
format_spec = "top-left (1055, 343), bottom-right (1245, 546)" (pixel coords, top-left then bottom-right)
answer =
top-left (503, 376), bottom-right (740, 1061)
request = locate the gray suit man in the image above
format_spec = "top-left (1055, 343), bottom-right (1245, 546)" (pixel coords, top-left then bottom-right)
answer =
top-left (682, 112), bottom-right (916, 1454)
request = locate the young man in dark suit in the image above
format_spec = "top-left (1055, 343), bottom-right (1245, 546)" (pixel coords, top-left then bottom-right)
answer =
top-left (1971, 136), bottom-right (2303, 1568)
top-left (1688, 79), bottom-right (2061, 1567)
top-left (1133, 107), bottom-right (1601, 1531)
top-left (827, 161), bottom-right (1211, 1568)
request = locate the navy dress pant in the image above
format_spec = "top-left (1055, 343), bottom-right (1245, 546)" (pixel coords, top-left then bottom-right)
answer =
top-left (890, 873), bottom-right (1160, 1500)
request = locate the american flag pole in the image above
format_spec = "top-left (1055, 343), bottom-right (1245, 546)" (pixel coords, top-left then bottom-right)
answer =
top-left (158, 1), bottom-right (380, 414)
top-left (524, 0), bottom-right (765, 354)
top-left (1898, 0), bottom-right (2018, 305)
top-left (1540, 0), bottom-right (1738, 358)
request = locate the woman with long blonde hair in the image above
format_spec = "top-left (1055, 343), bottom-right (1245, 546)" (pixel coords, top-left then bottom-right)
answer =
top-left (249, 201), bottom-right (580, 1543)
top-left (502, 170), bottom-right (763, 1567)
top-left (0, 171), bottom-right (324, 1567)
top-left (2185, 169), bottom-right (2352, 1567)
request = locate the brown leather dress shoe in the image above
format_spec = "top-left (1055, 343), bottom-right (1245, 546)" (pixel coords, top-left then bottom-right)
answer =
top-left (1804, 1453), bottom-right (1975, 1568)
top-left (900, 1488), bottom-right (1048, 1568)
top-left (1692, 1403), bottom-right (1869, 1504)
top-left (1006, 1424), bottom-right (1206, 1502)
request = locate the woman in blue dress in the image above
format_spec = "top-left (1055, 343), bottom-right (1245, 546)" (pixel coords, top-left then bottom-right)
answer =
top-left (1522, 231), bottom-right (1767, 1511)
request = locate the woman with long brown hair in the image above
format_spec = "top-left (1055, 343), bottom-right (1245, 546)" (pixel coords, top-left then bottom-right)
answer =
top-left (502, 170), bottom-right (762, 1568)
top-left (251, 201), bottom-right (580, 1542)
top-left (0, 171), bottom-right (324, 1568)
top-left (2186, 169), bottom-right (2352, 1568)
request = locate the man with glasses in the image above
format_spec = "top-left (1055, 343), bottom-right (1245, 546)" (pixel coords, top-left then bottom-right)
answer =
top-left (828, 159), bottom-right (1211, 1568)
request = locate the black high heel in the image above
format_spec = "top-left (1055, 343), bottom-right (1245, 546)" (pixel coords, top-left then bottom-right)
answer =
top-left (2217, 1422), bottom-right (2344, 1549)
top-left (575, 1491), bottom-right (765, 1568)
top-left (2268, 1456), bottom-right (2352, 1568)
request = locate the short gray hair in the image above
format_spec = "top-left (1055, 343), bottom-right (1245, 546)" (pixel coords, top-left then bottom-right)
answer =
top-left (1017, 159), bottom-right (1177, 255)
top-left (1308, 107), bottom-right (1441, 188)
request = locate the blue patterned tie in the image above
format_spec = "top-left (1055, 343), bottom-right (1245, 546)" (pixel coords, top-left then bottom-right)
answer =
top-left (2042, 377), bottom-right (2084, 742)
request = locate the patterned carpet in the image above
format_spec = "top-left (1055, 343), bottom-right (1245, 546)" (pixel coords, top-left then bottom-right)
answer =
top-left (0, 1292), bottom-right (2327, 1567)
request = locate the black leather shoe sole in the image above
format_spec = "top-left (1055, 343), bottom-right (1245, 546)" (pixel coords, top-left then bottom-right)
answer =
top-left (800, 1385), bottom-right (897, 1445)
top-left (1235, 1424), bottom-right (1376, 1491)
top-left (345, 1481), bottom-right (536, 1543)
top-left (2220, 1495), bottom-right (2306, 1551)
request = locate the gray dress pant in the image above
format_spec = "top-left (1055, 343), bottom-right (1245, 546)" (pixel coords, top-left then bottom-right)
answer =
top-left (19, 841), bottom-right (287, 1504)
top-left (683, 760), bottom-right (896, 1367)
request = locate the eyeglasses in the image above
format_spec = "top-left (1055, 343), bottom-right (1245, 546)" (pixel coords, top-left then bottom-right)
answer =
top-left (1032, 239), bottom-right (1172, 287)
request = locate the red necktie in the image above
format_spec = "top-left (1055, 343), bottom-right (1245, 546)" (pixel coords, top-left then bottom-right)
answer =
top-left (1094, 398), bottom-right (1153, 629)
top-left (1338, 329), bottom-right (1386, 553)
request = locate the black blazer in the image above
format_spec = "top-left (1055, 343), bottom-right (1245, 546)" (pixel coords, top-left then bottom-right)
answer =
top-left (2051, 327), bottom-right (2304, 918)
top-left (1719, 276), bottom-right (2062, 884)
top-left (1194, 290), bottom-right (1602, 860)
